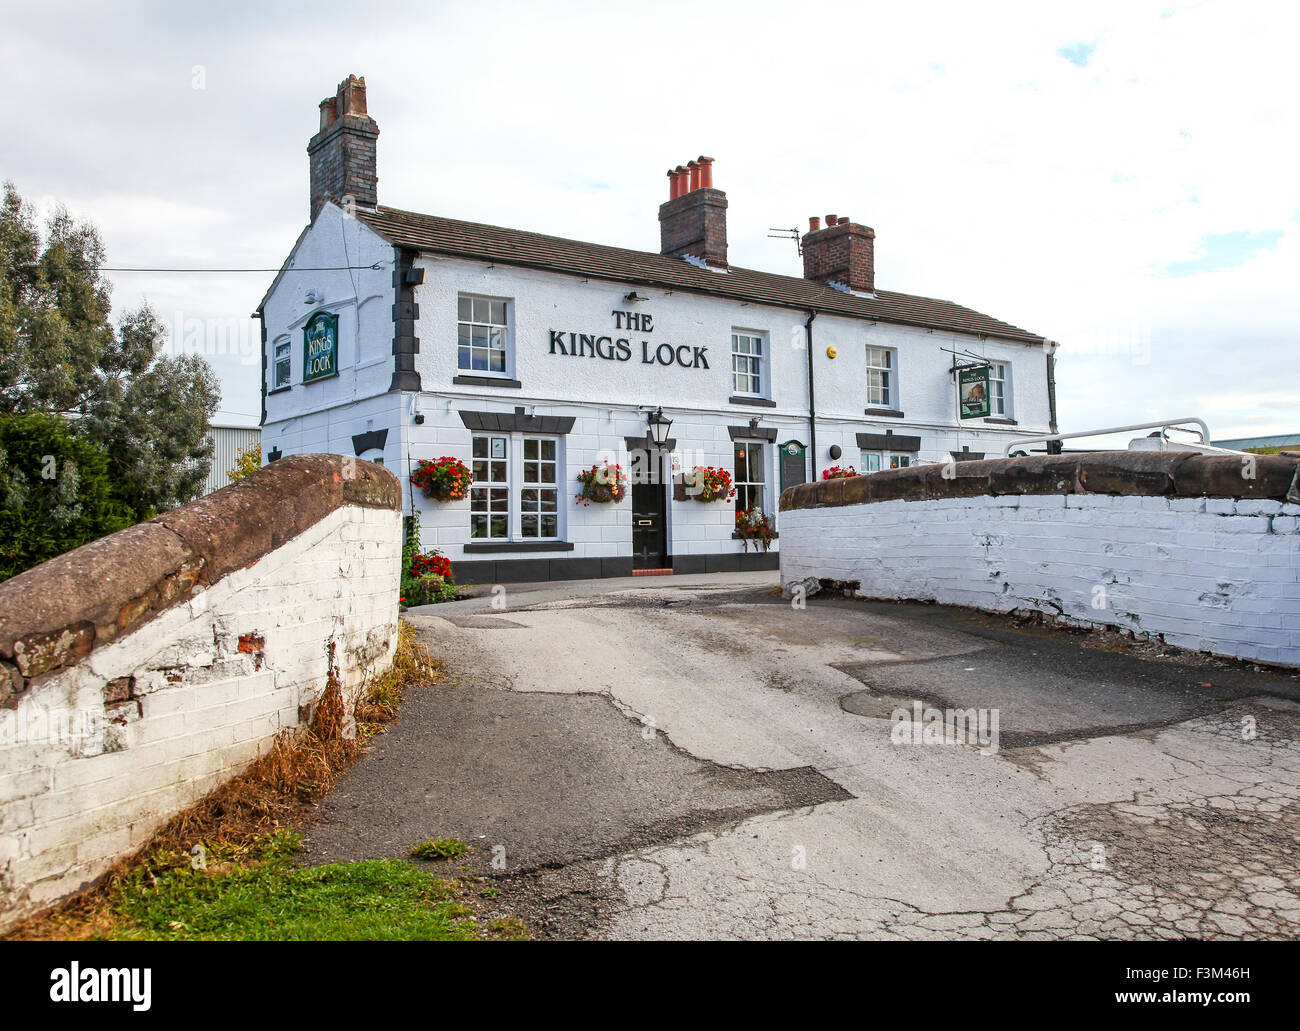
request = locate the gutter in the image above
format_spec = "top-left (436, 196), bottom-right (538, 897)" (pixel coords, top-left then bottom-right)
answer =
top-left (1045, 340), bottom-right (1061, 455)
top-left (805, 311), bottom-right (818, 480)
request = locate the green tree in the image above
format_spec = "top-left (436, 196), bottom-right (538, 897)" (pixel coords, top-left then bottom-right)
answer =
top-left (0, 181), bottom-right (221, 520)
top-left (0, 412), bottom-right (135, 580)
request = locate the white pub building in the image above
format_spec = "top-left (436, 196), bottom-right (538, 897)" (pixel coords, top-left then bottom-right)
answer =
top-left (258, 76), bottom-right (1057, 584)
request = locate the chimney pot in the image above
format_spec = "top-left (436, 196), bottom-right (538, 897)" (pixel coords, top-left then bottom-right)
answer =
top-left (809, 216), bottom-right (821, 232)
top-left (319, 97), bottom-right (338, 130)
top-left (826, 213), bottom-right (837, 227)
top-left (698, 156), bottom-right (714, 189)
top-left (659, 157), bottom-right (727, 267)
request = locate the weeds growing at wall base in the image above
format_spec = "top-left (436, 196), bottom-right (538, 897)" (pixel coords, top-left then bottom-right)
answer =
top-left (4, 622), bottom-right (525, 941)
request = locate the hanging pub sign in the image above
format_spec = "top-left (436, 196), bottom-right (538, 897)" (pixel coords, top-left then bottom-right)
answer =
top-left (958, 364), bottom-right (991, 419)
top-left (303, 311), bottom-right (339, 384)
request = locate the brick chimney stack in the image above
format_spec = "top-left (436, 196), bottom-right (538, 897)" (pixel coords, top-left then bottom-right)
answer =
top-left (801, 214), bottom-right (875, 293)
top-left (658, 156), bottom-right (727, 268)
top-left (307, 75), bottom-right (379, 221)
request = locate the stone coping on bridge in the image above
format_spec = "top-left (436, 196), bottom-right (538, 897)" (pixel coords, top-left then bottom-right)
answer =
top-left (0, 454), bottom-right (400, 695)
top-left (780, 451), bottom-right (1300, 512)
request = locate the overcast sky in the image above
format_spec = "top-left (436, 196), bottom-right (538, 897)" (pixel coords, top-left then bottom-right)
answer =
top-left (5, 0), bottom-right (1296, 441)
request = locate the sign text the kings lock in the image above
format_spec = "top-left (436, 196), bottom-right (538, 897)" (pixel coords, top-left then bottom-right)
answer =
top-left (548, 310), bottom-right (709, 369)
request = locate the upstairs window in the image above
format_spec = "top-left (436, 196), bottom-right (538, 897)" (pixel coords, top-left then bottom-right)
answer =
top-left (458, 295), bottom-right (509, 374)
top-left (273, 339), bottom-right (291, 389)
top-left (731, 332), bottom-right (764, 396)
top-left (865, 346), bottom-right (895, 408)
top-left (989, 361), bottom-right (1011, 417)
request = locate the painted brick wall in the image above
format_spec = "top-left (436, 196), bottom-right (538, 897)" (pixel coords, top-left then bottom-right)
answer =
top-left (0, 456), bottom-right (402, 931)
top-left (779, 453), bottom-right (1300, 668)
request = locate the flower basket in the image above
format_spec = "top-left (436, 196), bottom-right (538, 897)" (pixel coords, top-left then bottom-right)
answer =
top-left (411, 456), bottom-right (473, 502)
top-left (822, 465), bottom-right (858, 480)
top-left (685, 465), bottom-right (735, 503)
top-left (735, 507), bottom-right (776, 553)
top-left (575, 462), bottom-right (628, 506)
top-left (400, 513), bottom-right (459, 606)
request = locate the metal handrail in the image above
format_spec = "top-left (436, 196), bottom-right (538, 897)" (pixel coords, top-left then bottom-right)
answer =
top-left (1002, 417), bottom-right (1213, 457)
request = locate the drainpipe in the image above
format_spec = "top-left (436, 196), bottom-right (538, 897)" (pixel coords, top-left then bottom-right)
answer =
top-left (1044, 340), bottom-right (1061, 455)
top-left (805, 311), bottom-right (818, 480)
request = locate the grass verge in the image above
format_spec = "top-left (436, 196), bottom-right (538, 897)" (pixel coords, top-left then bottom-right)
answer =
top-left (5, 622), bottom-right (527, 941)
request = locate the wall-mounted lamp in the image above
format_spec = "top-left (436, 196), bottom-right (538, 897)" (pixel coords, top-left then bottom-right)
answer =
top-left (748, 417), bottom-right (760, 433)
top-left (624, 291), bottom-right (649, 302)
top-left (648, 406), bottom-right (673, 447)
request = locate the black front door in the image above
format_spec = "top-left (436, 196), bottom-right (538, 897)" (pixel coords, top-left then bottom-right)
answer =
top-left (631, 449), bottom-right (667, 569)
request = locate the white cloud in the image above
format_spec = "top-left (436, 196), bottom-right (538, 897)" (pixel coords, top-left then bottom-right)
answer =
top-left (4, 0), bottom-right (1296, 435)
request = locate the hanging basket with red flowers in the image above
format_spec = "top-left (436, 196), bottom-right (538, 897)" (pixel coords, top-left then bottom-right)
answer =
top-left (575, 462), bottom-right (628, 505)
top-left (822, 465), bottom-right (858, 479)
top-left (685, 465), bottom-right (736, 503)
top-left (735, 507), bottom-right (776, 553)
top-left (411, 456), bottom-right (473, 502)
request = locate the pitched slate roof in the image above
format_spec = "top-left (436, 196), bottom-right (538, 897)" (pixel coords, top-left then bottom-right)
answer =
top-left (356, 205), bottom-right (1045, 346)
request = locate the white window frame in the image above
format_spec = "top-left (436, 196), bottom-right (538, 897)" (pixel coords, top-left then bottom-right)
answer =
top-left (469, 432), bottom-right (563, 542)
top-left (989, 361), bottom-right (1012, 418)
top-left (731, 330), bottom-right (766, 397)
top-left (273, 338), bottom-right (291, 390)
top-left (860, 450), bottom-right (916, 472)
top-left (733, 439), bottom-right (768, 516)
top-left (518, 435), bottom-right (560, 541)
top-left (470, 434), bottom-right (511, 540)
top-left (458, 294), bottom-right (512, 378)
top-left (865, 346), bottom-right (897, 409)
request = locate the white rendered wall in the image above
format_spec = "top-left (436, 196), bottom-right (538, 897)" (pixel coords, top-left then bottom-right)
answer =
top-left (0, 505), bottom-right (401, 931)
top-left (780, 494), bottom-right (1300, 667)
top-left (410, 255), bottom-right (1051, 470)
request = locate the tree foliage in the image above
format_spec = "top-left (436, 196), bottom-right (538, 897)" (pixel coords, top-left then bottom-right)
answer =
top-left (227, 442), bottom-right (262, 482)
top-left (0, 181), bottom-right (221, 521)
top-left (0, 412), bottom-right (135, 580)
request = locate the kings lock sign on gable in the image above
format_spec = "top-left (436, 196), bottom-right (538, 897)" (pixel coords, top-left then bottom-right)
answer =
top-left (303, 310), bottom-right (339, 384)
top-left (548, 309), bottom-right (709, 369)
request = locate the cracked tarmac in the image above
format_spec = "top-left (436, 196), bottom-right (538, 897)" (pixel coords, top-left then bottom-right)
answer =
top-left (301, 572), bottom-right (1300, 940)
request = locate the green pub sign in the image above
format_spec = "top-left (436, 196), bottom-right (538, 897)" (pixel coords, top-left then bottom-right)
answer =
top-left (303, 311), bottom-right (339, 384)
top-left (958, 365), bottom-right (991, 419)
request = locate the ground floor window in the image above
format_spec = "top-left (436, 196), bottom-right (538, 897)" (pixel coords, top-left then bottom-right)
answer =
top-left (520, 437), bottom-right (558, 539)
top-left (470, 433), bottom-right (560, 541)
top-left (861, 452), bottom-right (916, 472)
top-left (470, 435), bottom-right (510, 539)
top-left (734, 439), bottom-right (767, 514)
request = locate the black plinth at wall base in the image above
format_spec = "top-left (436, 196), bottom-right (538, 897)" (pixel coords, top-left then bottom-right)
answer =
top-left (451, 550), bottom-right (779, 584)
top-left (672, 551), bottom-right (780, 574)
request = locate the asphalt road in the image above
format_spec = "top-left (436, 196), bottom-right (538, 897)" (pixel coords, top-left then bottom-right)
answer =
top-left (302, 572), bottom-right (1300, 940)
